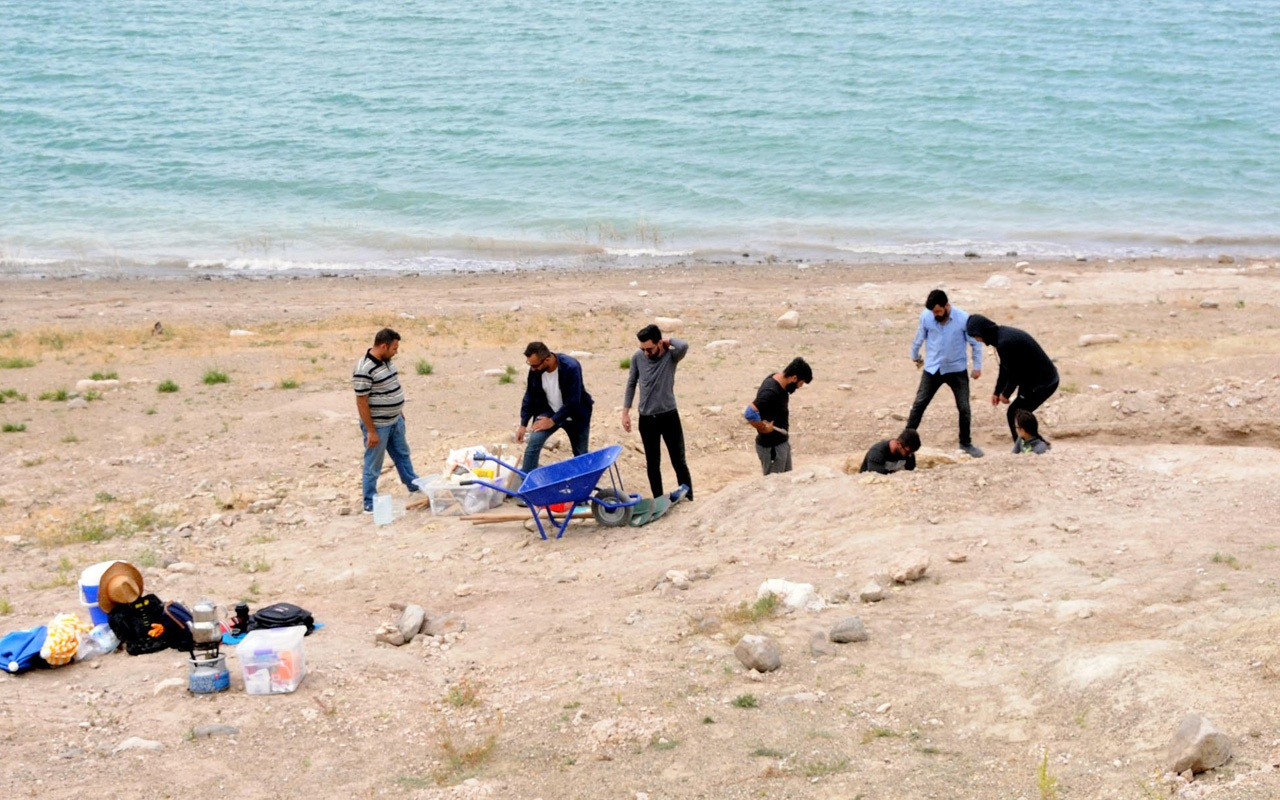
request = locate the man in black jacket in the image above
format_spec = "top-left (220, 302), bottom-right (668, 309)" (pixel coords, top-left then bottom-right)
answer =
top-left (517, 341), bottom-right (594, 472)
top-left (965, 315), bottom-right (1059, 441)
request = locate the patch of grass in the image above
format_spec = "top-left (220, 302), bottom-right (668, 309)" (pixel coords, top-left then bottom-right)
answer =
top-left (732, 694), bottom-right (758, 709)
top-left (2, 423), bottom-right (25, 433)
top-left (1211, 552), bottom-right (1241, 570)
top-left (498, 365), bottom-right (516, 385)
top-left (22, 456), bottom-right (44, 467)
top-left (157, 379), bottom-right (179, 393)
top-left (650, 737), bottom-right (679, 751)
top-left (0, 357), bottom-right (36, 369)
top-left (240, 557), bottom-right (271, 574)
top-left (433, 711), bottom-right (502, 786)
top-left (619, 356), bottom-right (630, 369)
top-left (416, 360), bottom-right (434, 375)
top-left (29, 558), bottom-right (77, 589)
top-left (61, 432), bottom-right (80, 443)
top-left (702, 716), bottom-right (715, 724)
top-left (1060, 383), bottom-right (1079, 395)
top-left (38, 332), bottom-right (66, 350)
top-left (0, 598), bottom-right (12, 615)
top-left (144, 407), bottom-right (157, 415)
top-left (89, 370), bottom-right (118, 380)
top-left (444, 678), bottom-right (481, 708)
top-left (0, 388), bottom-right (28, 402)
top-left (278, 378), bottom-right (299, 389)
top-left (751, 747), bottom-right (786, 758)
top-left (202, 368), bottom-right (230, 385)
top-left (242, 580), bottom-right (261, 600)
top-left (860, 726), bottom-right (899, 744)
top-left (801, 757), bottom-right (850, 777)
top-left (394, 777), bottom-right (432, 790)
top-left (41, 509), bottom-right (165, 546)
top-left (94, 491), bottom-right (116, 503)
top-left (135, 549), bottom-right (159, 568)
top-left (724, 592), bottom-right (780, 625)
top-left (38, 388), bottom-right (69, 402)
top-left (1037, 748), bottom-right (1060, 800)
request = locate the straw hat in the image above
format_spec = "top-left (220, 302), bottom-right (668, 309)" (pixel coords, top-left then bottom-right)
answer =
top-left (97, 561), bottom-right (144, 613)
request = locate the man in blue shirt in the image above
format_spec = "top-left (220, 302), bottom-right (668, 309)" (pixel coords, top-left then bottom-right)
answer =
top-left (907, 290), bottom-right (985, 457)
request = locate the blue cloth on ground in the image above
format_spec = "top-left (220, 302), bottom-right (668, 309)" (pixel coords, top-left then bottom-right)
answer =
top-left (1, 626), bottom-right (48, 674)
top-left (222, 621), bottom-right (323, 646)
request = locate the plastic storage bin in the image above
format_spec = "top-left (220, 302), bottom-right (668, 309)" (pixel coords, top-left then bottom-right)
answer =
top-left (236, 626), bottom-right (307, 695)
top-left (414, 475), bottom-right (499, 516)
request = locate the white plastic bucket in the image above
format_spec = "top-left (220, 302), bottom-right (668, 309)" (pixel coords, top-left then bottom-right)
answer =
top-left (78, 560), bottom-right (120, 626)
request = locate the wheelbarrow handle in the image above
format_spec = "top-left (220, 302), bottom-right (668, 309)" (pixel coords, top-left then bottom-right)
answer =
top-left (474, 452), bottom-right (527, 479)
top-left (459, 477), bottom-right (520, 498)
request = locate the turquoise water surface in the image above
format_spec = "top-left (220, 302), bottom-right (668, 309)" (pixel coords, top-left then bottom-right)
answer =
top-left (2, 0), bottom-right (1278, 272)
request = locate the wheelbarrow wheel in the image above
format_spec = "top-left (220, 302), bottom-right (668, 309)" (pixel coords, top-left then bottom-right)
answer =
top-left (592, 489), bottom-right (633, 528)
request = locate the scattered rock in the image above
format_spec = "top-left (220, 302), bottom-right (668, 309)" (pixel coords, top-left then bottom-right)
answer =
top-left (859, 581), bottom-right (886, 603)
top-left (229, 329), bottom-right (256, 337)
top-left (665, 570), bottom-right (691, 590)
top-left (1078, 334), bottom-right (1121, 347)
top-left (734, 634), bottom-right (782, 673)
top-left (75, 379), bottom-right (120, 393)
top-left (397, 604), bottom-right (426, 642)
top-left (483, 368), bottom-right (506, 376)
top-left (1218, 254), bottom-right (1235, 264)
top-left (152, 677), bottom-right (186, 695)
top-left (653, 316), bottom-right (683, 332)
top-left (706, 340), bottom-right (739, 349)
top-left (1015, 261), bottom-right (1031, 270)
top-left (964, 251), bottom-right (980, 259)
top-left (248, 498), bottom-right (280, 513)
top-left (946, 552), bottom-right (968, 563)
top-left (1167, 713), bottom-right (1232, 774)
top-left (808, 630), bottom-right (837, 657)
top-left (829, 617), bottom-right (868, 644)
top-left (509, 302), bottom-right (522, 312)
top-left (422, 613), bottom-right (466, 637)
top-left (1200, 299), bottom-right (1219, 309)
top-left (66, 397), bottom-right (89, 410)
top-left (166, 561), bottom-right (197, 574)
top-left (983, 274), bottom-right (1012, 289)
top-left (192, 724), bottom-right (239, 738)
top-left (889, 548), bottom-right (931, 583)
top-left (113, 737), bottom-right (164, 753)
top-left (374, 624), bottom-right (405, 647)
top-left (776, 310), bottom-right (800, 329)
top-left (454, 583), bottom-right (474, 597)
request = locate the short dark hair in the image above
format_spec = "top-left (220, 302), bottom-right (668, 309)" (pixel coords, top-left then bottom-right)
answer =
top-left (1014, 409), bottom-right (1040, 437)
top-left (374, 328), bottom-right (401, 347)
top-left (636, 324), bottom-right (662, 344)
top-left (925, 289), bottom-right (948, 309)
top-left (523, 341), bottom-right (551, 360)
top-left (898, 428), bottom-right (921, 451)
top-left (783, 357), bottom-right (813, 383)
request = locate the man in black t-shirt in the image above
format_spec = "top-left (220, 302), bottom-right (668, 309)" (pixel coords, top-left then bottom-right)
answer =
top-left (743, 357), bottom-right (813, 475)
top-left (859, 428), bottom-right (921, 474)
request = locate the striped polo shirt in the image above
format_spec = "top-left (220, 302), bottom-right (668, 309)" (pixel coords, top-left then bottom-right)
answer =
top-left (352, 350), bottom-right (405, 426)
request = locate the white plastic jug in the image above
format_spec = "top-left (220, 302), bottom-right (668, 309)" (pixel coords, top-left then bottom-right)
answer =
top-left (372, 493), bottom-right (393, 525)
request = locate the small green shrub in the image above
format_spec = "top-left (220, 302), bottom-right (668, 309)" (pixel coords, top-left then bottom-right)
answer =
top-left (0, 358), bottom-right (35, 369)
top-left (38, 388), bottom-right (69, 402)
top-left (89, 370), bottom-right (118, 380)
top-left (279, 378), bottom-right (299, 389)
top-left (619, 356), bottom-right (631, 369)
top-left (157, 379), bottom-right (179, 393)
top-left (0, 389), bottom-right (27, 403)
top-left (0, 597), bottom-right (12, 615)
top-left (2, 423), bottom-right (26, 433)
top-left (732, 694), bottom-right (758, 708)
top-left (498, 365), bottom-right (516, 385)
top-left (416, 360), bottom-right (434, 376)
top-left (202, 368), bottom-right (230, 385)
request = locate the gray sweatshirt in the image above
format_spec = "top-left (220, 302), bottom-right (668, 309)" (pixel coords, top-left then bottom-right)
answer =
top-left (623, 338), bottom-right (688, 416)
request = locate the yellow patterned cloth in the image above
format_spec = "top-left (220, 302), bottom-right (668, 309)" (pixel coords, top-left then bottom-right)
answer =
top-left (40, 613), bottom-right (92, 666)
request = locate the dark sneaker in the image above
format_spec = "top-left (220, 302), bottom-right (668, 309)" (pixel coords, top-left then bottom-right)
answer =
top-left (960, 443), bottom-right (985, 458)
top-left (362, 507), bottom-right (373, 514)
top-left (514, 497), bottom-right (528, 508)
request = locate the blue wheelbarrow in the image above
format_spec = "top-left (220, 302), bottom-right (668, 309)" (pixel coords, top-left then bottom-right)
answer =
top-left (461, 444), bottom-right (642, 540)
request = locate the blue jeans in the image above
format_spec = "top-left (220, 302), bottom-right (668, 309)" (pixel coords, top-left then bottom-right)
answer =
top-left (520, 415), bottom-right (591, 473)
top-left (360, 417), bottom-right (420, 510)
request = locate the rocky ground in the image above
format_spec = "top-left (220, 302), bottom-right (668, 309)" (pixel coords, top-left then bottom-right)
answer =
top-left (1, 256), bottom-right (1280, 798)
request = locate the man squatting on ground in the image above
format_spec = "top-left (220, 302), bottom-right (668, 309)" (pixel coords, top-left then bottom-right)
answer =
top-left (516, 341), bottom-right (594, 473)
top-left (353, 327), bottom-right (421, 513)
top-left (907, 289), bottom-right (985, 458)
top-left (622, 324), bottom-right (693, 500)
top-left (859, 427), bottom-right (921, 474)
top-left (744, 357), bottom-right (813, 475)
top-left (965, 314), bottom-right (1059, 441)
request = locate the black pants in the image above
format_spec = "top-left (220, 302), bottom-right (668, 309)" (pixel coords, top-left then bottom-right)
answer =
top-left (906, 370), bottom-right (972, 446)
top-left (639, 409), bottom-right (692, 498)
top-left (1007, 379), bottom-right (1059, 441)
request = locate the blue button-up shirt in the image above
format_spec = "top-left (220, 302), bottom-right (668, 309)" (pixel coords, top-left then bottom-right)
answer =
top-left (910, 307), bottom-right (983, 375)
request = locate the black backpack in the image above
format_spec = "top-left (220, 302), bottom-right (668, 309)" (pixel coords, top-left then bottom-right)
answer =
top-left (249, 602), bottom-right (315, 635)
top-left (108, 594), bottom-right (196, 656)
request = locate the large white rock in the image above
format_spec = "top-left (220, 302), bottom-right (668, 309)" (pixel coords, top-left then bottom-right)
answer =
top-left (776, 310), bottom-right (800, 329)
top-left (1078, 334), bottom-right (1121, 347)
top-left (758, 578), bottom-right (825, 611)
top-left (734, 634), bottom-right (782, 673)
top-left (889, 548), bottom-right (931, 583)
top-left (1167, 713), bottom-right (1232, 774)
top-left (983, 274), bottom-right (1013, 289)
top-left (706, 339), bottom-right (739, 349)
top-left (75, 379), bottom-right (120, 393)
top-left (654, 316), bottom-right (683, 332)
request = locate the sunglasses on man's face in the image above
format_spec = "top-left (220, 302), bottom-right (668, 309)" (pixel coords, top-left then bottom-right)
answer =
top-left (528, 356), bottom-right (547, 370)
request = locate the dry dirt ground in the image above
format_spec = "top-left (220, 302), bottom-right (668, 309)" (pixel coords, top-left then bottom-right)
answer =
top-left (2, 257), bottom-right (1280, 799)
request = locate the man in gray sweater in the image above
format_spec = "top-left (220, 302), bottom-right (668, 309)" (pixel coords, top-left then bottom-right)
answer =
top-left (622, 324), bottom-right (693, 501)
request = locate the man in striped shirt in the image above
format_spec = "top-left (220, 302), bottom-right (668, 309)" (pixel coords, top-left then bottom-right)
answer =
top-left (353, 328), bottom-right (420, 513)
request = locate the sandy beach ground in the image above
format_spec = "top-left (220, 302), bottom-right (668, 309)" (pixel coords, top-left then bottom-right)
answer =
top-left (2, 257), bottom-right (1280, 799)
